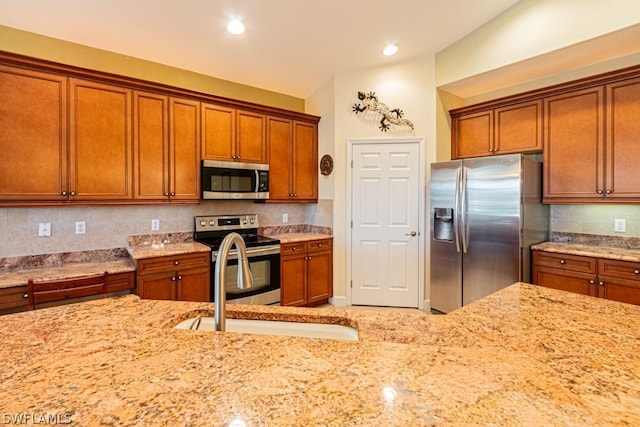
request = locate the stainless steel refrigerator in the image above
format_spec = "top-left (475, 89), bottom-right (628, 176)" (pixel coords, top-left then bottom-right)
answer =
top-left (429, 154), bottom-right (549, 313)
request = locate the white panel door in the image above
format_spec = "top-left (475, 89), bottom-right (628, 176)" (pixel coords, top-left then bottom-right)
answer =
top-left (351, 142), bottom-right (421, 307)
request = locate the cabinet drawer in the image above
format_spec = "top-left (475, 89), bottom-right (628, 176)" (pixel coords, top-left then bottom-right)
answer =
top-left (308, 238), bottom-right (332, 253)
top-left (532, 251), bottom-right (596, 274)
top-left (137, 252), bottom-right (210, 276)
top-left (281, 242), bottom-right (309, 256)
top-left (532, 266), bottom-right (597, 297)
top-left (106, 271), bottom-right (135, 293)
top-left (598, 259), bottom-right (640, 281)
top-left (0, 285), bottom-right (29, 310)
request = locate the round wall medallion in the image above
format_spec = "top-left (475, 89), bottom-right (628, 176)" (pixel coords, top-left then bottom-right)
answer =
top-left (320, 154), bottom-right (334, 176)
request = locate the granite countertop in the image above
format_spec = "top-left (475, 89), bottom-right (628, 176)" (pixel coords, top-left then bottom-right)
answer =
top-left (127, 241), bottom-right (211, 260)
top-left (1, 283), bottom-right (640, 425)
top-left (0, 258), bottom-right (135, 290)
top-left (532, 241), bottom-right (640, 263)
top-left (267, 233), bottom-right (332, 244)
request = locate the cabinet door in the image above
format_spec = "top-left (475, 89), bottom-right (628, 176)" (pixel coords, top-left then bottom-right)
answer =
top-left (0, 65), bottom-right (68, 201)
top-left (543, 87), bottom-right (604, 202)
top-left (598, 276), bottom-right (640, 306)
top-left (495, 101), bottom-right (542, 154)
top-left (169, 98), bottom-right (200, 200)
top-left (605, 78), bottom-right (640, 200)
top-left (105, 271), bottom-right (135, 294)
top-left (133, 91), bottom-right (169, 200)
top-left (532, 266), bottom-right (597, 297)
top-left (452, 110), bottom-right (493, 159)
top-left (237, 110), bottom-right (266, 163)
top-left (176, 266), bottom-right (210, 302)
top-left (306, 250), bottom-right (332, 305)
top-left (267, 116), bottom-right (293, 200)
top-left (201, 103), bottom-right (235, 161)
top-left (280, 253), bottom-right (308, 306)
top-left (69, 79), bottom-right (132, 200)
top-left (292, 121), bottom-right (318, 201)
top-left (138, 272), bottom-right (176, 300)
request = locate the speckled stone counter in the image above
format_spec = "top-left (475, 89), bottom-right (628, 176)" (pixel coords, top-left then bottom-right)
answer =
top-left (1, 283), bottom-right (640, 425)
top-left (127, 241), bottom-right (211, 260)
top-left (268, 232), bottom-right (332, 243)
top-left (0, 258), bottom-right (135, 289)
top-left (532, 241), bottom-right (640, 262)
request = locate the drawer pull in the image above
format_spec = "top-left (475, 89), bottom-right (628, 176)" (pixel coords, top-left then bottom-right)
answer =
top-left (23, 293), bottom-right (29, 299)
top-left (174, 261), bottom-right (179, 265)
top-left (560, 260), bottom-right (566, 264)
top-left (171, 276), bottom-right (177, 281)
top-left (589, 280), bottom-right (595, 284)
top-left (177, 275), bottom-right (182, 280)
top-left (635, 270), bottom-right (639, 274)
top-left (318, 243), bottom-right (322, 247)
top-left (292, 246), bottom-right (297, 251)
top-left (599, 281), bottom-right (604, 286)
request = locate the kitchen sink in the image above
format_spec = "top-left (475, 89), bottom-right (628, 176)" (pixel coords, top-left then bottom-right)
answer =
top-left (174, 317), bottom-right (359, 341)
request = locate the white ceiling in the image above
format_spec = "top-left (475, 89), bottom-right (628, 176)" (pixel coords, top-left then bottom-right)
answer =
top-left (0, 0), bottom-right (520, 99)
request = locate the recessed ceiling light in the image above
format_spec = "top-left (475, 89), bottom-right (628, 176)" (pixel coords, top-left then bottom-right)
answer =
top-left (227, 20), bottom-right (245, 35)
top-left (382, 44), bottom-right (399, 56)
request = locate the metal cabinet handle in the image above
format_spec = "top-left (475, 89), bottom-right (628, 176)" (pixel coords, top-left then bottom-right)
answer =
top-left (597, 190), bottom-right (604, 195)
top-left (174, 260), bottom-right (179, 265)
top-left (170, 192), bottom-right (175, 196)
top-left (70, 191), bottom-right (76, 196)
top-left (560, 260), bottom-right (566, 264)
top-left (23, 293), bottom-right (29, 299)
top-left (634, 270), bottom-right (639, 274)
top-left (171, 276), bottom-right (177, 281)
top-left (606, 190), bottom-right (612, 195)
top-left (61, 191), bottom-right (68, 196)
top-left (177, 275), bottom-right (182, 280)
top-left (599, 281), bottom-right (604, 286)
top-left (589, 280), bottom-right (595, 284)
top-left (164, 192), bottom-right (169, 196)
top-left (405, 231), bottom-right (417, 237)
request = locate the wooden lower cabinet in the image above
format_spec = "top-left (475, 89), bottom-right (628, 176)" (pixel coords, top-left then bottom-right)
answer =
top-left (281, 238), bottom-right (332, 307)
top-left (136, 252), bottom-right (210, 302)
top-left (532, 250), bottom-right (640, 305)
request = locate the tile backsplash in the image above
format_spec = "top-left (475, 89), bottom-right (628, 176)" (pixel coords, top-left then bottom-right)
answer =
top-left (551, 204), bottom-right (640, 238)
top-left (0, 199), bottom-right (333, 258)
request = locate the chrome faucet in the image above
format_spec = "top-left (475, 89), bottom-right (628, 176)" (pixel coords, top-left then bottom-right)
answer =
top-left (214, 232), bottom-right (253, 331)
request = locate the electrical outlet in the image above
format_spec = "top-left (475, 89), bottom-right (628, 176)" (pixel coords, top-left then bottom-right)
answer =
top-left (614, 218), bottom-right (627, 233)
top-left (75, 221), bottom-right (86, 235)
top-left (282, 213), bottom-right (288, 223)
top-left (151, 219), bottom-right (160, 231)
top-left (38, 222), bottom-right (51, 237)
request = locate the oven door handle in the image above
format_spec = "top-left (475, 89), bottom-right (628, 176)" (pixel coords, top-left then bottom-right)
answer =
top-left (213, 245), bottom-right (280, 261)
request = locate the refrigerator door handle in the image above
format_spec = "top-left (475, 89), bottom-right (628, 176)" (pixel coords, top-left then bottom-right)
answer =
top-left (460, 166), bottom-right (468, 253)
top-left (453, 167), bottom-right (461, 253)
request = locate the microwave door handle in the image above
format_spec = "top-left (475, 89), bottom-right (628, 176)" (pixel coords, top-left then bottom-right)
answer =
top-left (255, 169), bottom-right (260, 192)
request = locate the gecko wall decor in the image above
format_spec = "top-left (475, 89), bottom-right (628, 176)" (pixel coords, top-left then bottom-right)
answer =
top-left (352, 91), bottom-right (414, 132)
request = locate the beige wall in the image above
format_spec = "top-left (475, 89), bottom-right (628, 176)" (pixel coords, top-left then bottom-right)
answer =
top-left (0, 25), bottom-right (304, 111)
top-left (307, 55), bottom-right (437, 304)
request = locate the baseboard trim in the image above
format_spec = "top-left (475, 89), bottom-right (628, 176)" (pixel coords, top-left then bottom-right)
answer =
top-left (329, 296), bottom-right (348, 307)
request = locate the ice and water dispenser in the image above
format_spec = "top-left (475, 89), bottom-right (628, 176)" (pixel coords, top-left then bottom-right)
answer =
top-left (433, 208), bottom-right (454, 242)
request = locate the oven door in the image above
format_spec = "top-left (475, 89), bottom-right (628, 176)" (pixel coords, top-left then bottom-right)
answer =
top-left (211, 246), bottom-right (281, 305)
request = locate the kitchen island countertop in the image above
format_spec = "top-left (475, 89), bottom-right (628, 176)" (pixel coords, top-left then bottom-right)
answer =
top-left (1, 283), bottom-right (640, 425)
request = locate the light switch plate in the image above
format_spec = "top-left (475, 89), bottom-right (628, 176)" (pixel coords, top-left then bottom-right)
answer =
top-left (151, 219), bottom-right (160, 231)
top-left (282, 213), bottom-right (288, 223)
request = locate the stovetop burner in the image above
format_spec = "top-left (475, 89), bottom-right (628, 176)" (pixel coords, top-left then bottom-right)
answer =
top-left (193, 214), bottom-right (279, 251)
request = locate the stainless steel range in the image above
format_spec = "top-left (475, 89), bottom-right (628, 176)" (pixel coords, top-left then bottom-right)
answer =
top-left (194, 214), bottom-right (281, 305)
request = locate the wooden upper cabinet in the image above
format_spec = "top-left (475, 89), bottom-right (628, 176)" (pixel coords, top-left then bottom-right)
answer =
top-left (202, 103), bottom-right (235, 160)
top-left (169, 98), bottom-right (200, 201)
top-left (605, 77), bottom-right (640, 201)
top-left (133, 91), bottom-right (169, 200)
top-left (134, 92), bottom-right (200, 202)
top-left (0, 65), bottom-right (68, 201)
top-left (69, 78), bottom-right (132, 200)
top-left (543, 87), bottom-right (605, 203)
top-left (266, 116), bottom-right (293, 201)
top-left (452, 100), bottom-right (542, 159)
top-left (267, 117), bottom-right (318, 203)
top-left (201, 104), bottom-right (267, 164)
top-left (452, 110), bottom-right (493, 159)
top-left (292, 121), bottom-right (318, 201)
top-left (495, 100), bottom-right (542, 154)
top-left (236, 110), bottom-right (267, 163)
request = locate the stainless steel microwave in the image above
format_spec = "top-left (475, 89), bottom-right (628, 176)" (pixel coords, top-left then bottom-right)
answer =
top-left (201, 160), bottom-right (269, 200)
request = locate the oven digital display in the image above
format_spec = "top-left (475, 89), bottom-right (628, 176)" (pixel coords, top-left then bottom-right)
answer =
top-left (218, 218), bottom-right (240, 226)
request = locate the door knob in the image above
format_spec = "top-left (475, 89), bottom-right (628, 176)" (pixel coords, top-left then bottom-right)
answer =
top-left (405, 231), bottom-right (417, 237)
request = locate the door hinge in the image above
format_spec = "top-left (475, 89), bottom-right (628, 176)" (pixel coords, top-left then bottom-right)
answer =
top-left (351, 160), bottom-right (354, 168)
top-left (350, 280), bottom-right (353, 288)
top-left (350, 220), bottom-right (353, 228)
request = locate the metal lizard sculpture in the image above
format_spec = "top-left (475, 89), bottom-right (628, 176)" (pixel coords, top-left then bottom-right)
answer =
top-left (352, 91), bottom-right (414, 132)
